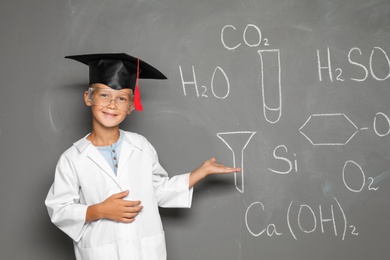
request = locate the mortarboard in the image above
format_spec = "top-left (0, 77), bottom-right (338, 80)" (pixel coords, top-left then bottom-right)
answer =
top-left (65, 53), bottom-right (167, 111)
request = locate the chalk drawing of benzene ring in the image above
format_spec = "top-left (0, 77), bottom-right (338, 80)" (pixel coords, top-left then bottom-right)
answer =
top-left (299, 113), bottom-right (359, 146)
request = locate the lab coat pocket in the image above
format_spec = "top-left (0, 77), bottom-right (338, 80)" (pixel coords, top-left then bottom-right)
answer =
top-left (77, 241), bottom-right (117, 260)
top-left (141, 232), bottom-right (167, 260)
top-left (77, 238), bottom-right (140, 260)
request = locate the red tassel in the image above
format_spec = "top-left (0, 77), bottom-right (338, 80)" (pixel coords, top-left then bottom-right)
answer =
top-left (134, 58), bottom-right (143, 111)
top-left (134, 84), bottom-right (143, 111)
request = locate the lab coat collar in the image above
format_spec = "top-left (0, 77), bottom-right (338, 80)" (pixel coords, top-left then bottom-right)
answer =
top-left (72, 130), bottom-right (143, 181)
top-left (73, 130), bottom-right (143, 153)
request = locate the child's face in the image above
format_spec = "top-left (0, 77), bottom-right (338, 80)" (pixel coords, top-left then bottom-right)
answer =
top-left (84, 84), bottom-right (133, 129)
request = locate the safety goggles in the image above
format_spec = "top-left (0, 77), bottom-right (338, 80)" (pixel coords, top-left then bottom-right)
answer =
top-left (88, 87), bottom-right (134, 112)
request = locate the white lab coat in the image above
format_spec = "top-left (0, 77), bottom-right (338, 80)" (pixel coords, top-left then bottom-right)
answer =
top-left (45, 131), bottom-right (193, 260)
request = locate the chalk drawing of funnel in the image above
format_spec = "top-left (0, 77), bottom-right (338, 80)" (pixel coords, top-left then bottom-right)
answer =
top-left (217, 131), bottom-right (256, 193)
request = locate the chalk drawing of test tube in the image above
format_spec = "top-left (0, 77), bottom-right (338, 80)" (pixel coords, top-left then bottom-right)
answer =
top-left (217, 131), bottom-right (256, 193)
top-left (258, 49), bottom-right (282, 124)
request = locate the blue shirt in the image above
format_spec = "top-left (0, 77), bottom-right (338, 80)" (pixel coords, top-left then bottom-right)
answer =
top-left (95, 130), bottom-right (124, 174)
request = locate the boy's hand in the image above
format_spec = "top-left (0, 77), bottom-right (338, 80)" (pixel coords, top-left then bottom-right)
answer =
top-left (189, 157), bottom-right (241, 188)
top-left (86, 190), bottom-right (143, 223)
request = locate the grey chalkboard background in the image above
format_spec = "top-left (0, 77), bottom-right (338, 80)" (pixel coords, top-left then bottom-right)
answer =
top-left (1, 0), bottom-right (390, 259)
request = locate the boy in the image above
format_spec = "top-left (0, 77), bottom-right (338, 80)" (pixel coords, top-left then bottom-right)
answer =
top-left (45, 53), bottom-right (240, 260)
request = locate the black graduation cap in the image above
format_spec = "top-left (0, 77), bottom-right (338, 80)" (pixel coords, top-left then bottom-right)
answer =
top-left (65, 53), bottom-right (167, 111)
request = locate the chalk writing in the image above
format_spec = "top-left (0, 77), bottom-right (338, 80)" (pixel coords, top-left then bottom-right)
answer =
top-left (342, 160), bottom-right (379, 192)
top-left (299, 113), bottom-right (359, 146)
top-left (317, 47), bottom-right (390, 82)
top-left (258, 49), bottom-right (282, 124)
top-left (300, 112), bottom-right (390, 146)
top-left (245, 198), bottom-right (358, 240)
top-left (217, 131), bottom-right (256, 193)
top-left (221, 24), bottom-right (270, 51)
top-left (373, 112), bottom-right (390, 137)
top-left (179, 65), bottom-right (230, 99)
top-left (245, 201), bottom-right (282, 237)
top-left (268, 144), bottom-right (298, 175)
top-left (179, 24), bottom-right (389, 242)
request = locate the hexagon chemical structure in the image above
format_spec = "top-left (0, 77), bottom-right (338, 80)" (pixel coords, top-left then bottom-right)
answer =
top-left (299, 113), bottom-right (359, 146)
